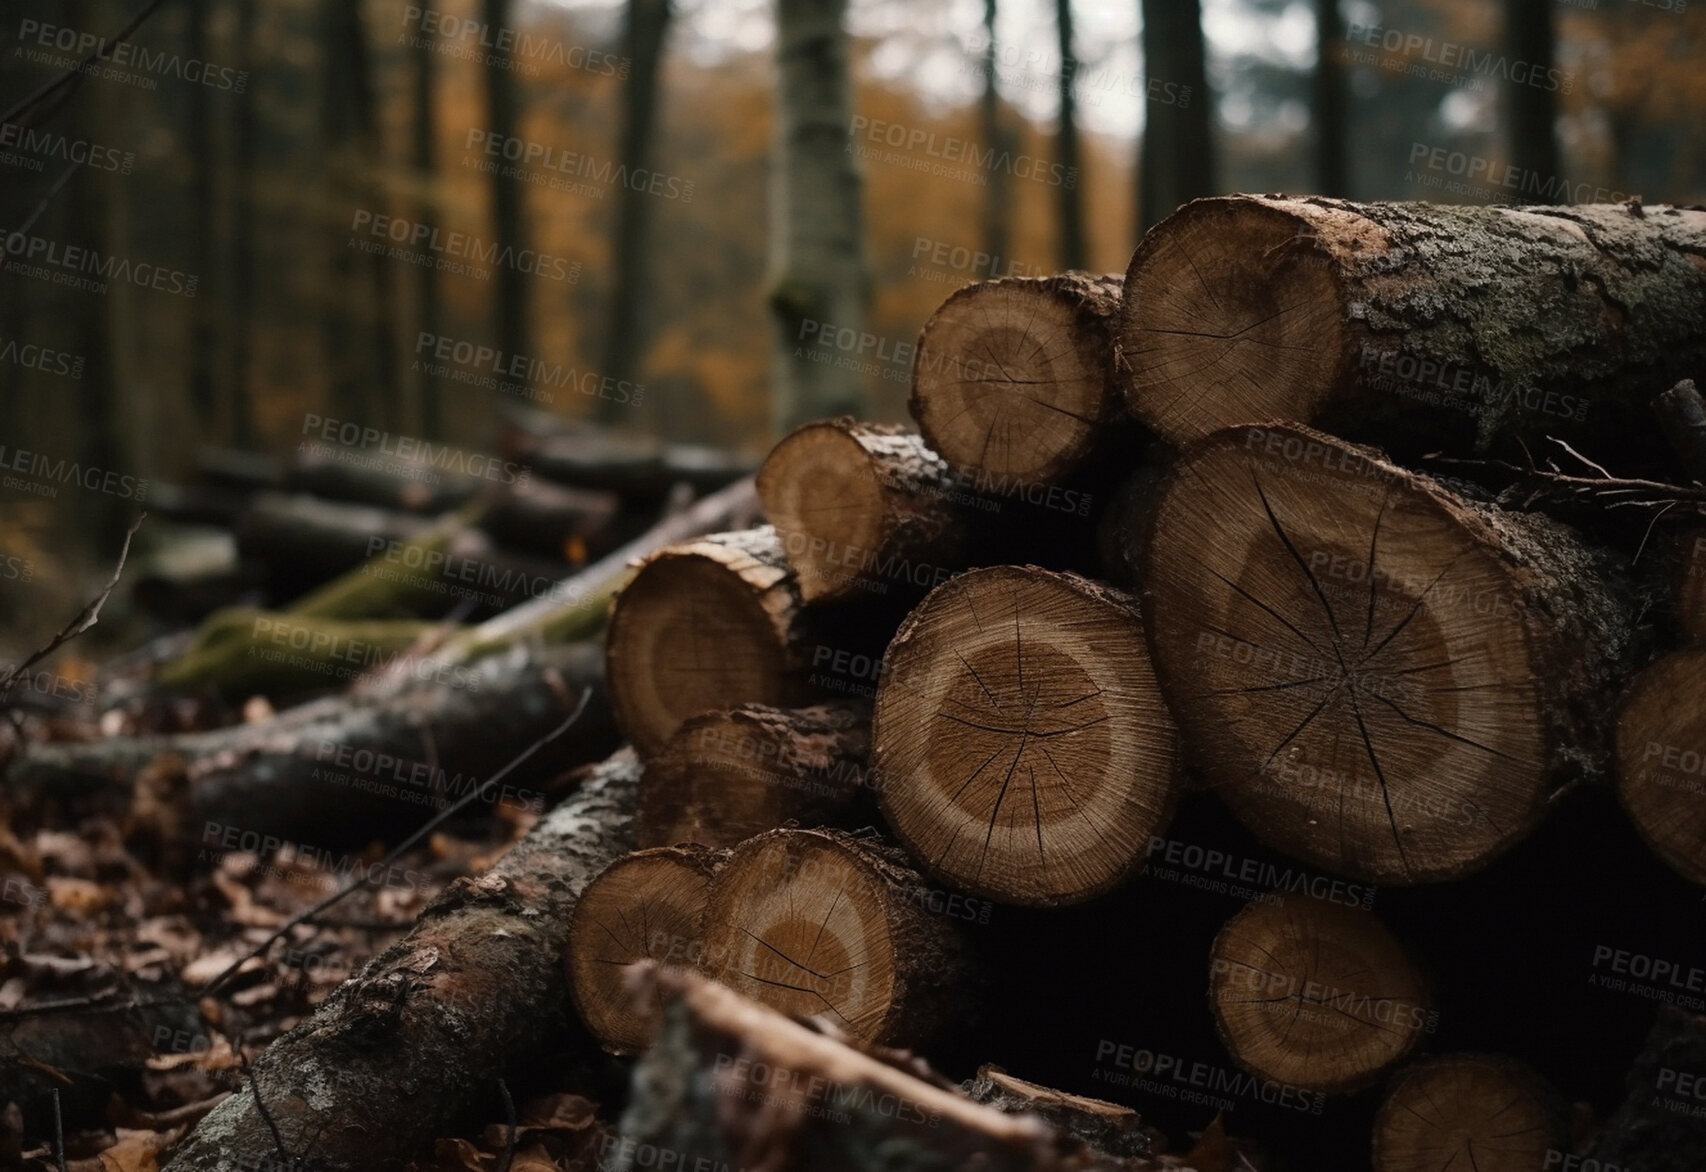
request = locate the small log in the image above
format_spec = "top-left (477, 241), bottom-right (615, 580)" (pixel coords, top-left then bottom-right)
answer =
top-left (152, 610), bottom-right (441, 701)
top-left (872, 565), bottom-right (1181, 907)
top-left (194, 447), bottom-right (281, 494)
top-left (1119, 197), bottom-right (1706, 463)
top-left (287, 438), bottom-right (483, 512)
top-left (160, 750), bottom-right (642, 1172)
top-left (235, 492), bottom-right (433, 596)
top-left (480, 476), bottom-right (625, 561)
top-left (508, 428), bottom-right (757, 500)
top-left (566, 845), bottom-right (721, 1054)
top-left (1141, 423), bottom-right (1644, 883)
top-left (698, 828), bottom-right (970, 1049)
top-left (1590, 1005), bottom-right (1706, 1170)
top-left (910, 274), bottom-right (1127, 485)
top-left (1372, 1054), bottom-right (1565, 1172)
top-left (605, 526), bottom-right (814, 757)
top-left (613, 964), bottom-right (1167, 1172)
top-left (757, 419), bottom-right (970, 605)
top-left (637, 701), bottom-right (871, 849)
top-left (1208, 894), bottom-right (1431, 1094)
top-left (964, 1065), bottom-right (1162, 1161)
top-left (1616, 647), bottom-right (1706, 885)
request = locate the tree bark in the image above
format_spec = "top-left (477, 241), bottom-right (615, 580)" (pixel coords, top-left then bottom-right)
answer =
top-left (758, 419), bottom-right (970, 604)
top-left (603, 0), bottom-right (673, 424)
top-left (910, 273), bottom-right (1126, 486)
top-left (1055, 0), bottom-right (1085, 270)
top-left (979, 0), bottom-right (1013, 272)
top-left (769, 0), bottom-right (866, 431)
top-left (1209, 894), bottom-right (1431, 1094)
top-left (637, 701), bottom-right (871, 848)
top-left (1616, 647), bottom-right (1706, 886)
top-left (1590, 1006), bottom-right (1706, 1171)
top-left (605, 527), bottom-right (816, 756)
top-left (872, 565), bottom-right (1181, 907)
top-left (1118, 196), bottom-right (1706, 465)
top-left (1140, 423), bottom-right (1646, 883)
top-left (411, 10), bottom-right (443, 439)
top-left (1138, 0), bottom-right (1213, 235)
top-left (482, 0), bottom-right (529, 398)
top-left (698, 829), bottom-right (971, 1049)
top-left (613, 965), bottom-right (1165, 1171)
top-left (1372, 1054), bottom-right (1565, 1171)
top-left (160, 750), bottom-right (642, 1172)
top-left (565, 843), bottom-right (720, 1054)
top-left (1313, 0), bottom-right (1348, 196)
top-left (963, 1066), bottom-right (1162, 1161)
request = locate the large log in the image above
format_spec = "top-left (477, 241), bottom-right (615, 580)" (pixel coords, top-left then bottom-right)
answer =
top-left (910, 273), bottom-right (1128, 486)
top-left (1208, 894), bottom-right (1431, 1095)
top-left (161, 750), bottom-right (642, 1172)
top-left (612, 964), bottom-right (1170, 1172)
top-left (871, 565), bottom-right (1182, 907)
top-left (1371, 1054), bottom-right (1565, 1172)
top-left (604, 526), bottom-right (817, 756)
top-left (697, 828), bottom-right (971, 1050)
top-left (1119, 197), bottom-right (1706, 464)
top-left (636, 701), bottom-right (872, 849)
top-left (1140, 422), bottom-right (1644, 883)
top-left (1616, 647), bottom-right (1706, 885)
top-left (757, 419), bottom-right (971, 605)
top-left (6, 642), bottom-right (617, 844)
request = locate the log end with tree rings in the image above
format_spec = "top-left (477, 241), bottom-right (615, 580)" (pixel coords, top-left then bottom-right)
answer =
top-left (1119, 197), bottom-right (1348, 445)
top-left (605, 527), bottom-right (810, 756)
top-left (698, 828), bottom-right (967, 1049)
top-left (756, 419), bottom-right (964, 605)
top-left (909, 274), bottom-right (1122, 486)
top-left (1372, 1054), bottom-right (1564, 1172)
top-left (565, 846), bottom-right (719, 1054)
top-left (1616, 647), bottom-right (1706, 886)
top-left (1141, 422), bottom-right (1636, 885)
top-left (872, 565), bottom-right (1181, 907)
top-left (1209, 895), bottom-right (1431, 1095)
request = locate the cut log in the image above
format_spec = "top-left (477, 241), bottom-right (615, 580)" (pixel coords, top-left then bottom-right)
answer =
top-left (1616, 647), bottom-right (1706, 885)
top-left (605, 526), bottom-right (815, 756)
top-left (507, 427), bottom-right (757, 500)
top-left (152, 609), bottom-right (441, 701)
top-left (613, 964), bottom-right (1167, 1172)
top-left (566, 845), bottom-right (720, 1054)
top-left (964, 1065), bottom-right (1162, 1161)
top-left (6, 642), bottom-right (617, 844)
top-left (910, 273), bottom-right (1127, 486)
top-left (480, 476), bottom-right (625, 561)
top-left (236, 492), bottom-right (432, 596)
top-left (1590, 1005), bottom-right (1706, 1171)
top-left (160, 750), bottom-right (641, 1172)
top-left (636, 701), bottom-right (871, 849)
top-left (872, 565), bottom-right (1181, 907)
top-left (1208, 894), bottom-right (1431, 1094)
top-left (698, 828), bottom-right (970, 1049)
top-left (1372, 1054), bottom-right (1564, 1172)
top-left (1119, 196), bottom-right (1706, 462)
top-left (757, 419), bottom-right (970, 604)
top-left (287, 438), bottom-right (482, 512)
top-left (1141, 422), bottom-right (1643, 883)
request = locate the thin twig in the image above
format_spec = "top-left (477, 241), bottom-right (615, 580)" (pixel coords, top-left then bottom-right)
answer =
top-left (197, 689), bottom-right (591, 999)
top-left (0, 514), bottom-right (144, 700)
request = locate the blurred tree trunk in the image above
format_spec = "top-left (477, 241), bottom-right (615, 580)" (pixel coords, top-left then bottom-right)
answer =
top-left (603, 0), bottom-right (672, 425)
top-left (412, 17), bottom-right (442, 438)
top-left (483, 0), bottom-right (528, 397)
top-left (1138, 0), bottom-right (1213, 235)
top-left (1313, 0), bottom-right (1348, 196)
top-left (186, 0), bottom-right (219, 438)
top-left (1055, 0), bottom-right (1085, 270)
top-left (1506, 0), bottom-right (1558, 200)
top-left (769, 0), bottom-right (866, 431)
top-left (320, 0), bottom-right (395, 427)
top-left (978, 0), bottom-right (1011, 268)
top-left (229, 0), bottom-right (256, 446)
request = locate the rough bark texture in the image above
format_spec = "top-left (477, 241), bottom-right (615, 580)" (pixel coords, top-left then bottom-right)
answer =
top-left (910, 274), bottom-right (1126, 486)
top-left (605, 526), bottom-right (816, 756)
top-left (637, 701), bottom-right (872, 848)
top-left (7, 643), bottom-right (617, 845)
top-left (770, 0), bottom-right (867, 430)
top-left (1141, 422), bottom-right (1648, 883)
top-left (1590, 1007), bottom-right (1706, 1171)
top-left (758, 419), bottom-right (971, 604)
top-left (161, 750), bottom-right (642, 1172)
top-left (699, 828), bottom-right (973, 1050)
top-left (612, 965), bottom-right (1167, 1172)
top-left (964, 1066), bottom-right (1162, 1161)
top-left (1120, 197), bottom-right (1706, 465)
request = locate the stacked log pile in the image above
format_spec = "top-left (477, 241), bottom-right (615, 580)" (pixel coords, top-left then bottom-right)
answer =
top-left (136, 197), bottom-right (1706, 1170)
